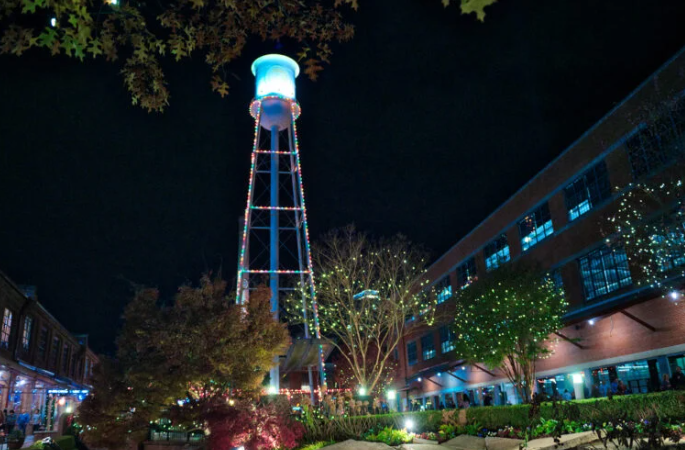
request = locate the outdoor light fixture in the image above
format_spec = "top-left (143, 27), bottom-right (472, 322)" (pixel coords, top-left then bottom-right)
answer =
top-left (65, 405), bottom-right (73, 414)
top-left (358, 387), bottom-right (367, 396)
top-left (267, 385), bottom-right (278, 395)
top-left (50, 17), bottom-right (56, 27)
top-left (437, 372), bottom-right (441, 377)
top-left (417, 377), bottom-right (422, 382)
top-left (462, 366), bottom-right (466, 371)
top-left (572, 373), bottom-right (584, 384)
top-left (670, 291), bottom-right (680, 300)
top-left (177, 400), bottom-right (184, 406)
top-left (228, 399), bottom-right (235, 406)
top-left (405, 419), bottom-right (414, 431)
top-left (387, 390), bottom-right (396, 400)
top-left (588, 319), bottom-right (596, 326)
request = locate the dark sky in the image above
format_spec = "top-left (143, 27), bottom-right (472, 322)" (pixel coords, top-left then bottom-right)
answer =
top-left (2, 0), bottom-right (685, 354)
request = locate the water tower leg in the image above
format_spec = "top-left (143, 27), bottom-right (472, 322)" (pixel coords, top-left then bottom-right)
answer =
top-left (269, 124), bottom-right (280, 392)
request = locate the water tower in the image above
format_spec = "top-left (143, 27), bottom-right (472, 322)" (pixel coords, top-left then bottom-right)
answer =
top-left (236, 54), bottom-right (326, 399)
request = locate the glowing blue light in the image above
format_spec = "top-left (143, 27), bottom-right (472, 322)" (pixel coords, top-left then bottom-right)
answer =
top-left (251, 54), bottom-right (299, 100)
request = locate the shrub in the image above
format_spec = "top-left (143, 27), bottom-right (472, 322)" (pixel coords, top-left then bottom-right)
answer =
top-left (208, 402), bottom-right (305, 450)
top-left (54, 436), bottom-right (76, 450)
top-left (296, 441), bottom-right (334, 450)
top-left (298, 410), bottom-right (442, 443)
top-left (465, 391), bottom-right (685, 430)
top-left (364, 427), bottom-right (412, 446)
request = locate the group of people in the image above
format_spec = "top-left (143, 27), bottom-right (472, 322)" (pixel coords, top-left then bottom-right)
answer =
top-left (660, 366), bottom-right (685, 390)
top-left (0, 409), bottom-right (43, 435)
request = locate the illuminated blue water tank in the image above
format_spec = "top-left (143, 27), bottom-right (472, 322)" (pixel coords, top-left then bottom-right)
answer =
top-left (251, 54), bottom-right (300, 100)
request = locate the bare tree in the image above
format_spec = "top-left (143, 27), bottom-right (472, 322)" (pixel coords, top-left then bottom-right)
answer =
top-left (286, 225), bottom-right (436, 395)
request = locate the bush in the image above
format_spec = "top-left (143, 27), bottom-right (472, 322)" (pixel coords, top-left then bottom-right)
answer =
top-left (299, 410), bottom-right (442, 443)
top-left (296, 441), bottom-right (334, 450)
top-left (364, 427), bottom-right (412, 446)
top-left (54, 436), bottom-right (76, 450)
top-left (465, 391), bottom-right (685, 430)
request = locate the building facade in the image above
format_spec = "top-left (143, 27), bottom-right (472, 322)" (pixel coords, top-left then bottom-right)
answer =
top-left (0, 271), bottom-right (97, 432)
top-left (394, 45), bottom-right (685, 411)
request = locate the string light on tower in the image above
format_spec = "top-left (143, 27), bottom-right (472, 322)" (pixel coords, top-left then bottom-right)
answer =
top-left (236, 55), bottom-right (326, 402)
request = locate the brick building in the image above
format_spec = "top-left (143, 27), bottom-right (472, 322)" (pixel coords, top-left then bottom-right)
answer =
top-left (0, 270), bottom-right (97, 432)
top-left (393, 45), bottom-right (685, 411)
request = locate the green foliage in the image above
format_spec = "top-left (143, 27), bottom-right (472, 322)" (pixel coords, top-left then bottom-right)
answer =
top-left (78, 276), bottom-right (289, 450)
top-left (607, 166), bottom-right (685, 293)
top-left (53, 436), bottom-right (76, 450)
top-left (298, 410), bottom-right (442, 443)
top-left (453, 263), bottom-right (567, 402)
top-left (458, 0), bottom-right (499, 21)
top-left (7, 429), bottom-right (24, 441)
top-left (465, 391), bottom-right (685, 431)
top-left (296, 441), bottom-right (335, 450)
top-left (364, 426), bottom-right (412, 446)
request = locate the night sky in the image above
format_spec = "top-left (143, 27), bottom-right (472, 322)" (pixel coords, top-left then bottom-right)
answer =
top-left (2, 0), bottom-right (685, 354)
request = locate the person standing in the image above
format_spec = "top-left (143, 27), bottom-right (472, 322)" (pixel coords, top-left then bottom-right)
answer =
top-left (672, 366), bottom-right (685, 389)
top-left (562, 389), bottom-right (572, 401)
top-left (31, 409), bottom-right (42, 433)
top-left (6, 410), bottom-right (16, 434)
top-left (661, 374), bottom-right (672, 391)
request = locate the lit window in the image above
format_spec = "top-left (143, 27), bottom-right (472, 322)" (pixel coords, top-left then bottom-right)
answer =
top-left (457, 257), bottom-right (477, 289)
top-left (652, 220), bottom-right (685, 272)
top-left (421, 334), bottom-right (435, 361)
top-left (0, 309), bottom-right (12, 348)
top-left (22, 316), bottom-right (32, 351)
top-left (484, 235), bottom-right (510, 271)
top-left (407, 341), bottom-right (417, 366)
top-left (519, 203), bottom-right (554, 251)
top-left (564, 161), bottom-right (611, 221)
top-left (440, 326), bottom-right (455, 354)
top-left (579, 246), bottom-right (632, 301)
top-left (435, 276), bottom-right (453, 304)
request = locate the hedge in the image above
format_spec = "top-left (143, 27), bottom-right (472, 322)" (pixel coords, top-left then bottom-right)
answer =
top-left (465, 391), bottom-right (685, 430)
top-left (300, 411), bottom-right (442, 442)
top-left (53, 436), bottom-right (76, 450)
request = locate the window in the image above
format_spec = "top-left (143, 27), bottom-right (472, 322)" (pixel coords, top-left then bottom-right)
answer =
top-left (484, 235), bottom-right (510, 271)
top-left (22, 316), bottom-right (32, 351)
top-left (440, 326), bottom-right (455, 354)
top-left (38, 326), bottom-right (48, 360)
top-left (49, 336), bottom-right (61, 368)
top-left (457, 257), bottom-right (477, 288)
top-left (435, 276), bottom-right (453, 304)
top-left (407, 341), bottom-right (417, 366)
top-left (519, 203), bottom-right (554, 251)
top-left (1, 309), bottom-right (12, 348)
top-left (564, 161), bottom-right (611, 221)
top-left (579, 246), bottom-right (632, 301)
top-left (62, 344), bottom-right (71, 373)
top-left (547, 269), bottom-right (565, 296)
top-left (625, 99), bottom-right (685, 179)
top-left (652, 220), bottom-right (685, 272)
top-left (421, 334), bottom-right (435, 360)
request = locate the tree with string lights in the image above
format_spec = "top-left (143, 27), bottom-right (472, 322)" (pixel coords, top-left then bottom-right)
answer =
top-left (452, 263), bottom-right (566, 403)
top-left (605, 165), bottom-right (685, 294)
top-left (285, 225), bottom-right (436, 396)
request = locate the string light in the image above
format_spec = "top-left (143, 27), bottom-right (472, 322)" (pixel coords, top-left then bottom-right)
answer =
top-left (236, 91), bottom-right (326, 390)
